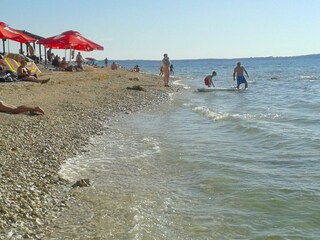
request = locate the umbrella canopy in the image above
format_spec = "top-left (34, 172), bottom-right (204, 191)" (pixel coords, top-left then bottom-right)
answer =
top-left (85, 57), bottom-right (96, 61)
top-left (0, 22), bottom-right (36, 43)
top-left (39, 30), bottom-right (104, 51)
top-left (18, 30), bottom-right (44, 40)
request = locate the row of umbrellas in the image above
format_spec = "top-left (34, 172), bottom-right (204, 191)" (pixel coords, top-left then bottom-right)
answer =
top-left (0, 21), bottom-right (104, 54)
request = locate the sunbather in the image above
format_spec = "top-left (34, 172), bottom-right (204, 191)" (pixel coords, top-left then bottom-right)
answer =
top-left (0, 100), bottom-right (45, 115)
top-left (17, 60), bottom-right (50, 84)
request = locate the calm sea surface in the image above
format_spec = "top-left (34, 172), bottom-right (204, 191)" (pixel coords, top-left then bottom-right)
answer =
top-left (51, 57), bottom-right (320, 239)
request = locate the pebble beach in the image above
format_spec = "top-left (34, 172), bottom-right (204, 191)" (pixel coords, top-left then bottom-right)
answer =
top-left (0, 66), bottom-right (179, 239)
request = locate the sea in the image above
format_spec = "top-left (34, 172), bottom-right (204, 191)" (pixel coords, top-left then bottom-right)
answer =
top-left (50, 56), bottom-right (320, 240)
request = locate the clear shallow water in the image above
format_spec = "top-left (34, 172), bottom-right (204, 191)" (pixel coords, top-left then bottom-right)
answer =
top-left (52, 56), bottom-right (320, 239)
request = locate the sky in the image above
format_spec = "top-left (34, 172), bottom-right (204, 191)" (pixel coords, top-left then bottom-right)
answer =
top-left (1, 0), bottom-right (320, 60)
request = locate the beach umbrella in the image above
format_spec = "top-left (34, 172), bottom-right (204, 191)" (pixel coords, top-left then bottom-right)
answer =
top-left (38, 30), bottom-right (104, 51)
top-left (85, 57), bottom-right (96, 61)
top-left (0, 21), bottom-right (36, 53)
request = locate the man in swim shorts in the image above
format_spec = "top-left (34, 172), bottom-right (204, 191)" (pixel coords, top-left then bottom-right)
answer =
top-left (233, 62), bottom-right (249, 89)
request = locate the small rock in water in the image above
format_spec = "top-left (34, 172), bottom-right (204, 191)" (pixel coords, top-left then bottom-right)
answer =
top-left (71, 179), bottom-right (90, 188)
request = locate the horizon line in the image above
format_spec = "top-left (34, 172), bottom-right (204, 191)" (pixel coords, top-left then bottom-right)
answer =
top-left (108, 53), bottom-right (320, 61)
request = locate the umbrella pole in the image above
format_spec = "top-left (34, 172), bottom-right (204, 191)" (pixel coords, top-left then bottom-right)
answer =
top-left (44, 47), bottom-right (47, 65)
top-left (20, 43), bottom-right (23, 55)
top-left (38, 43), bottom-right (41, 63)
top-left (2, 39), bottom-right (5, 54)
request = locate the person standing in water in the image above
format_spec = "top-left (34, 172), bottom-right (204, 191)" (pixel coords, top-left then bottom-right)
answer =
top-left (204, 71), bottom-right (217, 87)
top-left (233, 62), bottom-right (249, 89)
top-left (170, 64), bottom-right (174, 75)
top-left (162, 53), bottom-right (171, 87)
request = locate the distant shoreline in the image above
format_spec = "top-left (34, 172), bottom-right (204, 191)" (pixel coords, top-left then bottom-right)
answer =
top-left (108, 53), bottom-right (320, 62)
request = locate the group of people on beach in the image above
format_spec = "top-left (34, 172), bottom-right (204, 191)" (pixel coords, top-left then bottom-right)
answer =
top-left (0, 52), bottom-right (250, 115)
top-left (50, 52), bottom-right (84, 71)
top-left (0, 54), bottom-right (50, 83)
top-left (160, 53), bottom-right (249, 89)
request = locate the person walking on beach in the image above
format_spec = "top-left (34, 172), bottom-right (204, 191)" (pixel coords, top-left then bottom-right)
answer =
top-left (0, 100), bottom-right (45, 115)
top-left (162, 53), bottom-right (170, 87)
top-left (204, 71), bottom-right (217, 87)
top-left (233, 62), bottom-right (249, 89)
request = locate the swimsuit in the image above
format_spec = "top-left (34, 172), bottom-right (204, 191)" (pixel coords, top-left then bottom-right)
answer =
top-left (237, 76), bottom-right (247, 86)
top-left (204, 76), bottom-right (212, 86)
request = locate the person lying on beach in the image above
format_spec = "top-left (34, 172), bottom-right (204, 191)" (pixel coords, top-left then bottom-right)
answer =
top-left (17, 60), bottom-right (50, 84)
top-left (204, 71), bottom-right (217, 87)
top-left (0, 100), bottom-right (45, 115)
top-left (60, 57), bottom-right (74, 71)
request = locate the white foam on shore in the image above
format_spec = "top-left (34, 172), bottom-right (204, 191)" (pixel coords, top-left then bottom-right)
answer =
top-left (173, 79), bottom-right (190, 89)
top-left (193, 106), bottom-right (229, 121)
top-left (59, 128), bottom-right (161, 182)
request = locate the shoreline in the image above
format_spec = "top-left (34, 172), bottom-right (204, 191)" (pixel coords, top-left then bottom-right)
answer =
top-left (0, 66), bottom-right (180, 239)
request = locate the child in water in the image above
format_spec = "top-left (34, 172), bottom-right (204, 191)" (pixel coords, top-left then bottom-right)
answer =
top-left (204, 71), bottom-right (217, 87)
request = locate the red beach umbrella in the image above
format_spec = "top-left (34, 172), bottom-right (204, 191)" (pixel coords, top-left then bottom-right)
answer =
top-left (0, 21), bottom-right (36, 43)
top-left (38, 30), bottom-right (104, 51)
top-left (85, 57), bottom-right (96, 61)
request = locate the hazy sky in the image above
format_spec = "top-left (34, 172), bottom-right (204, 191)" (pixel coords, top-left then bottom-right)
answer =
top-left (1, 0), bottom-right (319, 60)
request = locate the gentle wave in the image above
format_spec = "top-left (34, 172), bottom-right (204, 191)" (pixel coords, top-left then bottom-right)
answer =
top-left (192, 106), bottom-right (230, 121)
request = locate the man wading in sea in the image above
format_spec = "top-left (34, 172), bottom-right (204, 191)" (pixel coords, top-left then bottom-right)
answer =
top-left (233, 62), bottom-right (249, 89)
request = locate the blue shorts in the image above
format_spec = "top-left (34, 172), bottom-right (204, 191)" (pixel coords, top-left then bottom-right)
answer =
top-left (237, 76), bottom-right (247, 86)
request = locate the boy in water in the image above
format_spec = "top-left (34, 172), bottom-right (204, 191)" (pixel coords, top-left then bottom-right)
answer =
top-left (204, 71), bottom-right (217, 87)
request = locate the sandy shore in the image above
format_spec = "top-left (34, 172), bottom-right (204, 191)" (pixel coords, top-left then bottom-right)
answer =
top-left (0, 65), bottom-right (179, 239)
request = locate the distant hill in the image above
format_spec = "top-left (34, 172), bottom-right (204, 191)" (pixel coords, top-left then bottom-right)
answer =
top-left (174, 54), bottom-right (320, 61)
top-left (239, 54), bottom-right (320, 60)
top-left (293, 53), bottom-right (320, 58)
